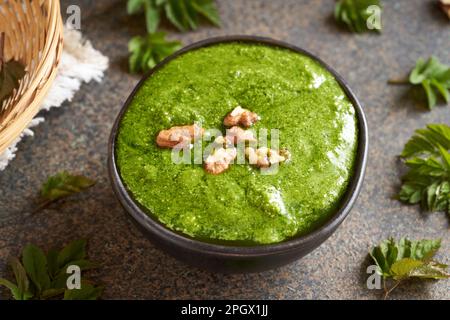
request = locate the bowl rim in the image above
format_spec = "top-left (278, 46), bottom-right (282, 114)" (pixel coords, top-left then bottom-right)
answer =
top-left (108, 35), bottom-right (368, 257)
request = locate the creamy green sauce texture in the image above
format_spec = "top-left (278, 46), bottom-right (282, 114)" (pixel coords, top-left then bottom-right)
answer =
top-left (116, 43), bottom-right (358, 245)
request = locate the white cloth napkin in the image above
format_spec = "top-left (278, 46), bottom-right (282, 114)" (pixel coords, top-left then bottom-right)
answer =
top-left (0, 24), bottom-right (109, 170)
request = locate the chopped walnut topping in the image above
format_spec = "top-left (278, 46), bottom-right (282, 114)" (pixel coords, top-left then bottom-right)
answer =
top-left (246, 147), bottom-right (289, 168)
top-left (223, 106), bottom-right (260, 128)
top-left (204, 147), bottom-right (237, 175)
top-left (156, 124), bottom-right (204, 148)
top-left (214, 135), bottom-right (234, 147)
top-left (441, 0), bottom-right (450, 18)
top-left (226, 126), bottom-right (257, 144)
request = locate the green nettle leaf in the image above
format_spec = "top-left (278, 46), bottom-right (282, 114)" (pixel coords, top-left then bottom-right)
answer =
top-left (398, 124), bottom-right (450, 215)
top-left (409, 57), bottom-right (450, 109)
top-left (0, 258), bottom-right (33, 300)
top-left (127, 0), bottom-right (220, 33)
top-left (46, 249), bottom-right (59, 279)
top-left (127, 0), bottom-right (145, 15)
top-left (56, 239), bottom-right (87, 269)
top-left (334, 0), bottom-right (382, 33)
top-left (369, 237), bottom-right (449, 298)
top-left (8, 257), bottom-right (32, 299)
top-left (22, 245), bottom-right (51, 294)
top-left (128, 32), bottom-right (181, 73)
top-left (145, 1), bottom-right (161, 33)
top-left (63, 282), bottom-right (103, 300)
top-left (390, 258), bottom-right (424, 280)
top-left (0, 240), bottom-right (101, 300)
top-left (0, 278), bottom-right (21, 300)
top-left (36, 172), bottom-right (95, 212)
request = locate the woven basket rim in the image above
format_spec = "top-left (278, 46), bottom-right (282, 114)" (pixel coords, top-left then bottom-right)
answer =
top-left (0, 0), bottom-right (63, 154)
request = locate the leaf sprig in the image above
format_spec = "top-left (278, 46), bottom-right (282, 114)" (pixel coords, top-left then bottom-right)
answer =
top-left (370, 237), bottom-right (449, 299)
top-left (126, 0), bottom-right (221, 73)
top-left (127, 0), bottom-right (220, 33)
top-left (398, 124), bottom-right (450, 215)
top-left (35, 171), bottom-right (95, 213)
top-left (0, 240), bottom-right (102, 300)
top-left (129, 32), bottom-right (181, 73)
top-left (334, 0), bottom-right (382, 33)
top-left (409, 56), bottom-right (450, 109)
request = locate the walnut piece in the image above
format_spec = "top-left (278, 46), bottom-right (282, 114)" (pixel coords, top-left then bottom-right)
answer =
top-left (226, 126), bottom-right (257, 144)
top-left (223, 106), bottom-right (260, 128)
top-left (156, 124), bottom-right (204, 148)
top-left (204, 147), bottom-right (237, 175)
top-left (213, 135), bottom-right (234, 147)
top-left (441, 0), bottom-right (450, 18)
top-left (246, 147), bottom-right (289, 168)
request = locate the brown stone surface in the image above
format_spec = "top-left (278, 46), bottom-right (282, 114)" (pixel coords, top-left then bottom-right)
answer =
top-left (0, 0), bottom-right (449, 299)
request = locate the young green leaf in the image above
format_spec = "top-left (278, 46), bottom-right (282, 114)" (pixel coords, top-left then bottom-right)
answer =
top-left (0, 278), bottom-right (21, 300)
top-left (36, 171), bottom-right (95, 212)
top-left (56, 239), bottom-right (87, 269)
top-left (0, 258), bottom-right (33, 300)
top-left (390, 258), bottom-right (424, 280)
top-left (127, 0), bottom-right (145, 15)
top-left (127, 0), bottom-right (220, 33)
top-left (398, 124), bottom-right (450, 215)
top-left (8, 257), bottom-right (32, 299)
top-left (409, 57), bottom-right (450, 109)
top-left (334, 0), bottom-right (382, 33)
top-left (46, 248), bottom-right (59, 279)
top-left (370, 237), bottom-right (449, 298)
top-left (128, 32), bottom-right (181, 73)
top-left (22, 244), bottom-right (51, 294)
top-left (0, 240), bottom-right (102, 300)
top-left (63, 282), bottom-right (103, 300)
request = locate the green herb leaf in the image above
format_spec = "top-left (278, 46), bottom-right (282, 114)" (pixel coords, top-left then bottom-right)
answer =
top-left (128, 32), bottom-right (181, 73)
top-left (390, 258), bottom-right (424, 280)
top-left (145, 1), bottom-right (161, 33)
top-left (409, 57), bottom-right (450, 109)
top-left (370, 238), bottom-right (444, 277)
top-left (334, 0), bottom-right (382, 33)
top-left (63, 282), bottom-right (103, 300)
top-left (409, 261), bottom-right (450, 279)
top-left (22, 244), bottom-right (51, 294)
top-left (127, 0), bottom-right (220, 33)
top-left (50, 259), bottom-right (98, 290)
top-left (0, 259), bottom-right (32, 300)
top-left (370, 237), bottom-right (449, 298)
top-left (0, 278), bottom-right (21, 300)
top-left (398, 124), bottom-right (450, 214)
top-left (37, 171), bottom-right (95, 211)
top-left (0, 240), bottom-right (101, 300)
top-left (46, 249), bottom-right (59, 279)
top-left (8, 257), bottom-right (32, 299)
top-left (56, 239), bottom-right (87, 270)
top-left (127, 0), bottom-right (145, 15)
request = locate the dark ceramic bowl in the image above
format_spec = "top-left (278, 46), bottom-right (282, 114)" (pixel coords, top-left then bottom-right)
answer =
top-left (108, 36), bottom-right (368, 273)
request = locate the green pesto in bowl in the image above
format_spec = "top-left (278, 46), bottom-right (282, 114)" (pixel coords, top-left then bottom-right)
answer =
top-left (116, 42), bottom-right (358, 245)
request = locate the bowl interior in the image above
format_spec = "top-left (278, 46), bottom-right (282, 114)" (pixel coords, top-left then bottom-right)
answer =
top-left (108, 36), bottom-right (368, 256)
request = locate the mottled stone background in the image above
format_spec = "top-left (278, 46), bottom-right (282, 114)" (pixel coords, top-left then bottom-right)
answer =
top-left (0, 0), bottom-right (449, 300)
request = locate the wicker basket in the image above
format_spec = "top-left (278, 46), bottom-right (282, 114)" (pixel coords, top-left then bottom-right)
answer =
top-left (0, 0), bottom-right (63, 154)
